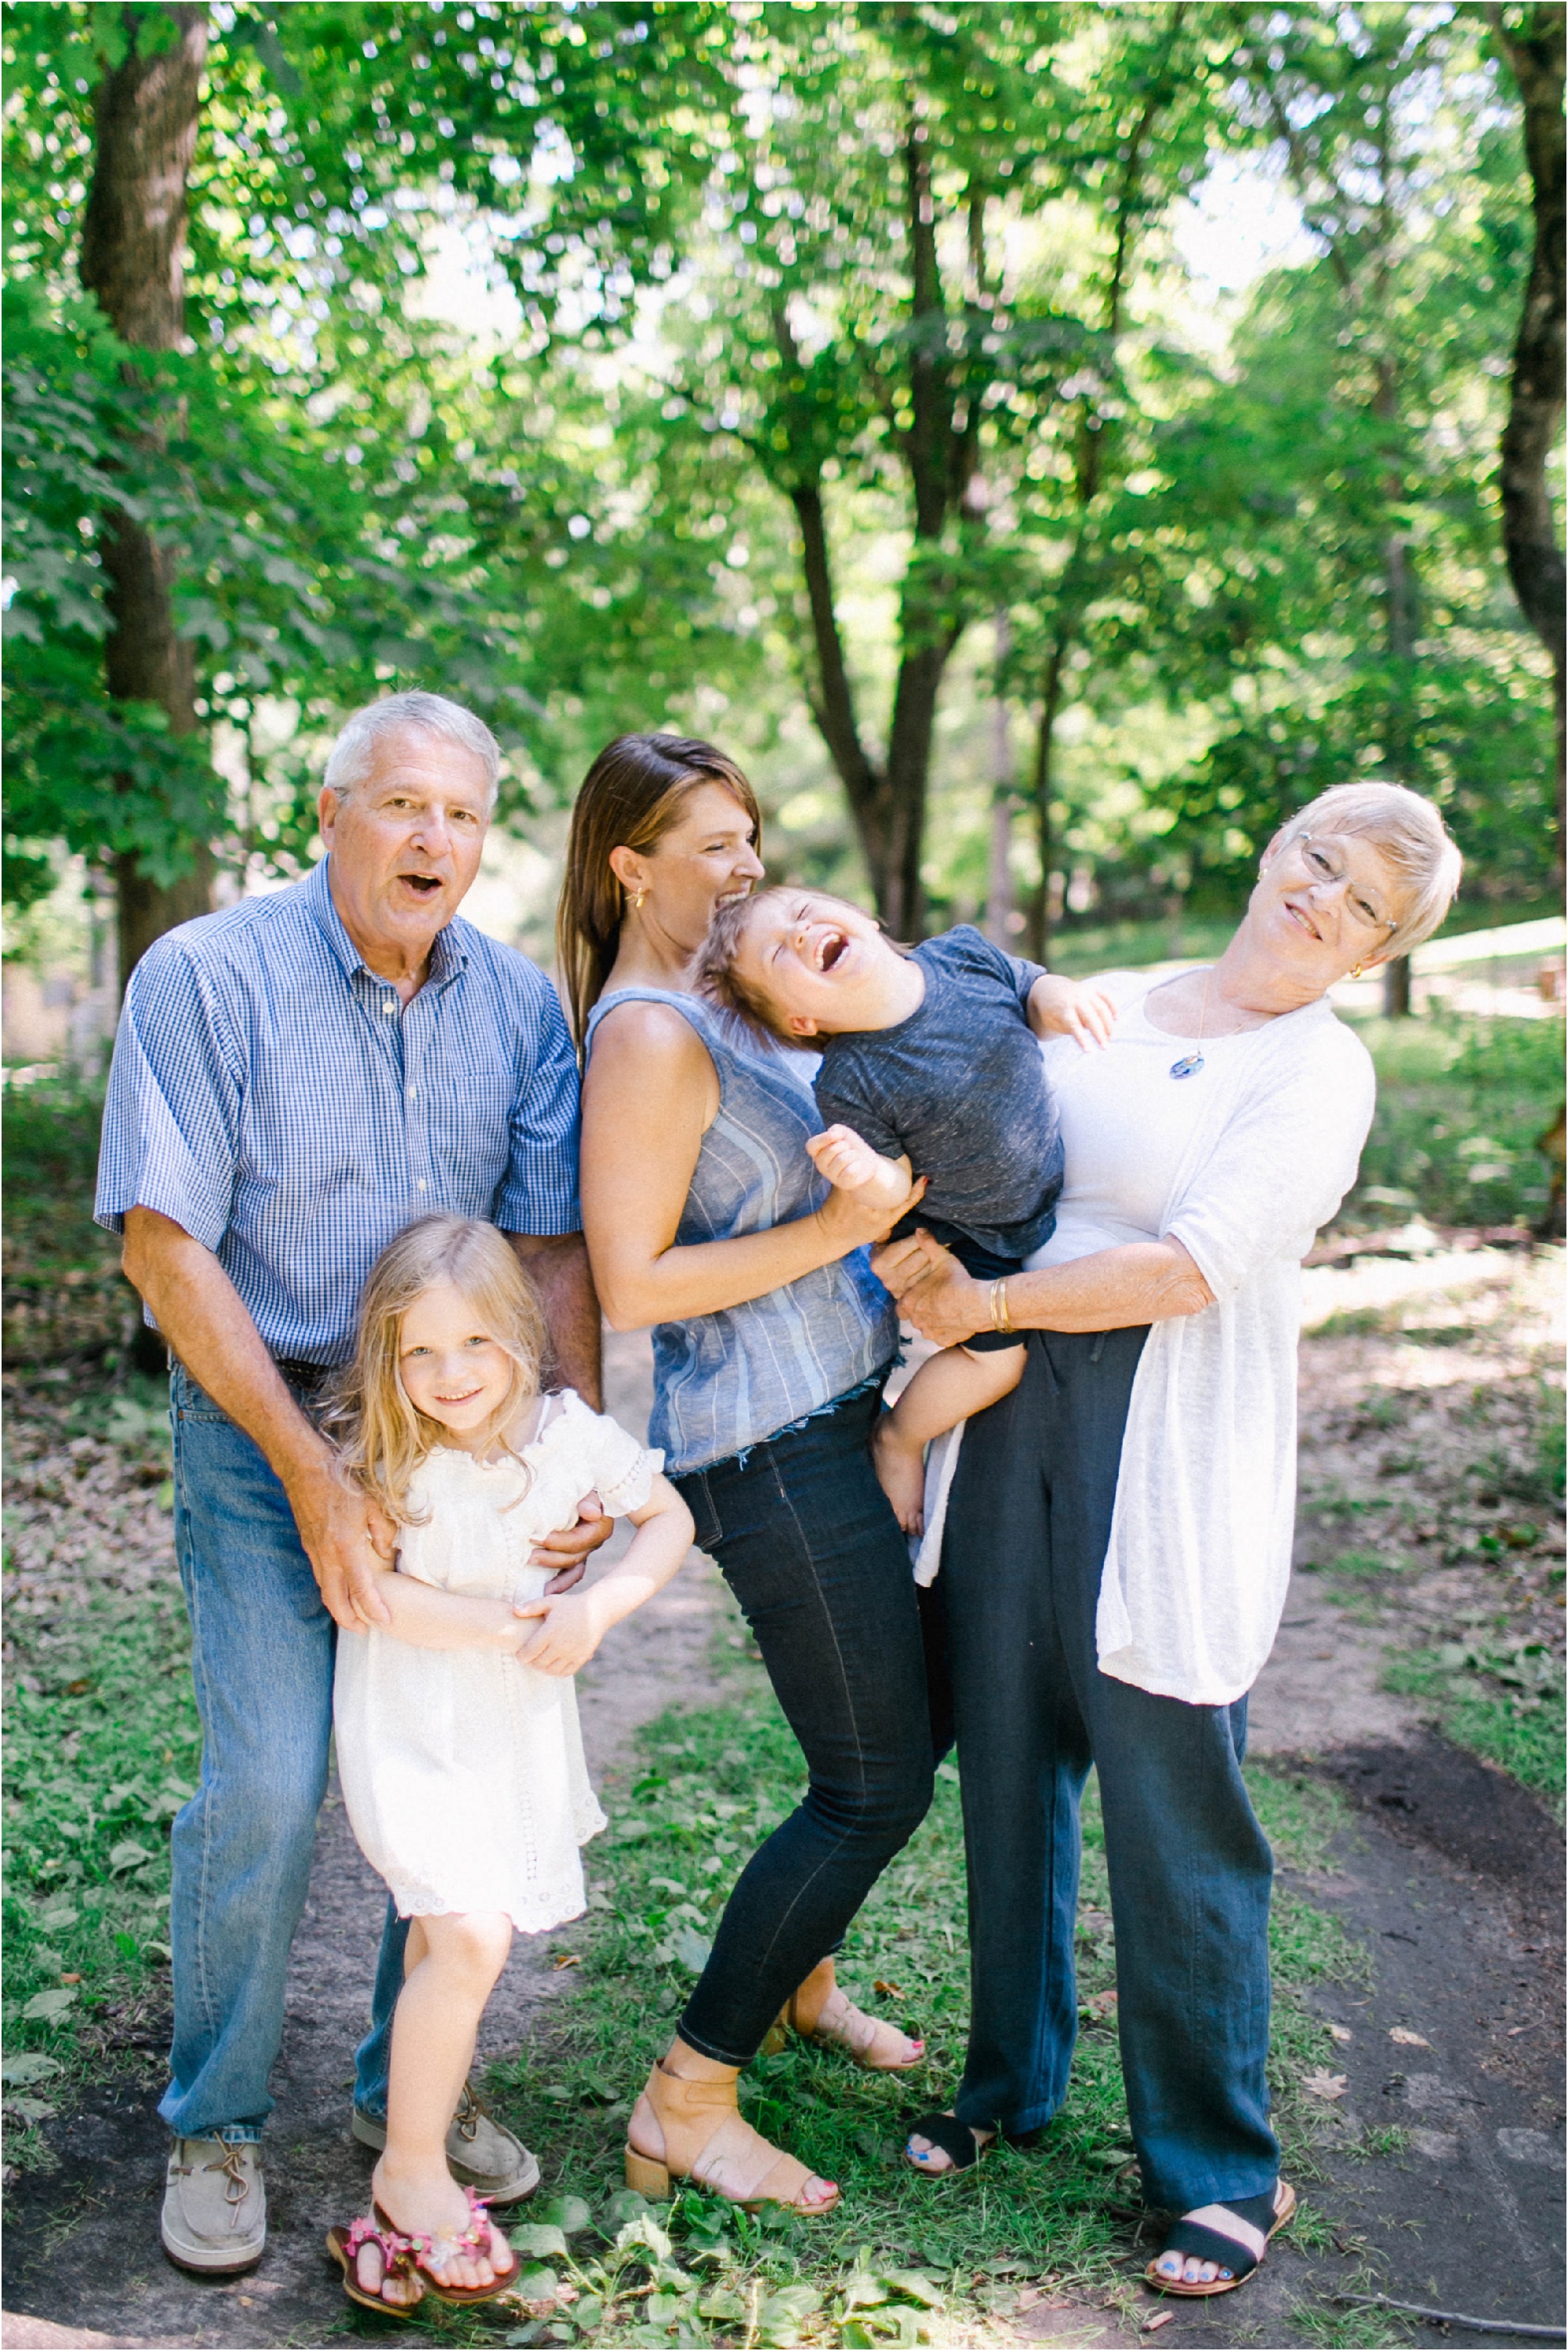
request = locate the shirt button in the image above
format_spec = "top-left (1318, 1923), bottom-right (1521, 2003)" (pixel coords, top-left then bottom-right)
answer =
top-left (382, 999), bottom-right (397, 1016)
top-left (416, 1180), bottom-right (427, 1191)
top-left (406, 1085), bottom-right (416, 1100)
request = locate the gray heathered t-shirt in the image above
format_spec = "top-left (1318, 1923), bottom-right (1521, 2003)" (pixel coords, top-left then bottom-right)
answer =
top-left (812, 925), bottom-right (1064, 1259)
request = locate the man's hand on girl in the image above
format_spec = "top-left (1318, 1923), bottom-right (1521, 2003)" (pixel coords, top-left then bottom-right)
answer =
top-left (1028, 975), bottom-right (1116, 1051)
top-left (870, 1229), bottom-right (989, 1348)
top-left (530, 1490), bottom-right (612, 1590)
top-left (292, 1457), bottom-right (397, 1632)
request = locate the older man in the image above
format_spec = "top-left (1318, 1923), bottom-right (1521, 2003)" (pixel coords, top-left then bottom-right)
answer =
top-left (96, 692), bottom-right (605, 2277)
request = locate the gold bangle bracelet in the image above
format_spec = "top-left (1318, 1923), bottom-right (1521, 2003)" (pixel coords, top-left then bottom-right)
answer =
top-left (990, 1277), bottom-right (1014, 1336)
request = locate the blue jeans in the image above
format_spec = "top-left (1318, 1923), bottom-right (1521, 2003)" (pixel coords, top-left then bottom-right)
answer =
top-left (931, 1328), bottom-right (1279, 2215)
top-left (162, 1367), bottom-right (400, 2140)
top-left (672, 1376), bottom-right (938, 2066)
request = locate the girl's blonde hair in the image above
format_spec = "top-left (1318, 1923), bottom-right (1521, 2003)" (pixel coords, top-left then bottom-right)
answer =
top-left (325, 1215), bottom-right (550, 1524)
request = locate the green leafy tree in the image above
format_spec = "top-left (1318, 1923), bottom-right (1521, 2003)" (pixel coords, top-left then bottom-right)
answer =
top-left (1120, 5), bottom-right (1553, 962)
top-left (1479, 2), bottom-right (1564, 863)
top-left (619, 2), bottom-right (1224, 933)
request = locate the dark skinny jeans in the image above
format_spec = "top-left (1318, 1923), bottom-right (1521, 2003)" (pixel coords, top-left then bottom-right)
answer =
top-left (671, 1377), bottom-right (938, 2066)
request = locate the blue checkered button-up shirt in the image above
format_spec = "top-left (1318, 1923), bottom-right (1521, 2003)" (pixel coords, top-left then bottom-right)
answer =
top-left (95, 856), bottom-right (582, 1363)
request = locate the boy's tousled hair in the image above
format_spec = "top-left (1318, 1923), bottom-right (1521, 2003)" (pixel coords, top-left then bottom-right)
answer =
top-left (323, 1214), bottom-right (550, 1524)
top-left (696, 888), bottom-right (801, 1047)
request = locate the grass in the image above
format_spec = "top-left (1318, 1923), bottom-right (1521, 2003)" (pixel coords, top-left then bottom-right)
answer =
top-left (434, 1656), bottom-right (1379, 2349)
top-left (1, 1375), bottom-right (197, 2150)
top-left (1382, 1648), bottom-right (1566, 1814)
top-left (1, 1069), bottom-right (132, 1364)
top-left (1337, 1012), bottom-right (1563, 1233)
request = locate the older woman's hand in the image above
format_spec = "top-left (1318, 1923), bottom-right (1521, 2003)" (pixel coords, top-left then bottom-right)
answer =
top-left (871, 1227), bottom-right (990, 1347)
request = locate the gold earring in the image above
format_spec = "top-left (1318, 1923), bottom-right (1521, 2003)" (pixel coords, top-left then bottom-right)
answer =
top-left (631, 888), bottom-right (648, 914)
top-left (1349, 963), bottom-right (1364, 979)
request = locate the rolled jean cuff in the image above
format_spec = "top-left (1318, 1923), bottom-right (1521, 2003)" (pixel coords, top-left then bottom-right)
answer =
top-left (674, 2016), bottom-right (760, 2069)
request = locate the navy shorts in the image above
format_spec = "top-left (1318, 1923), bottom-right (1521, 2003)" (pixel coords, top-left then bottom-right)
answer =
top-left (888, 1211), bottom-right (1038, 1354)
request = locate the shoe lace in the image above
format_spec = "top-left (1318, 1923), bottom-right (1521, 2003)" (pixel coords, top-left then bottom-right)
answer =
top-left (455, 2084), bottom-right (480, 2144)
top-left (212, 2145), bottom-right (251, 2207)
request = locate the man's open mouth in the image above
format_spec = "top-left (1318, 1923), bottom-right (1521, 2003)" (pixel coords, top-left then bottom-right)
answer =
top-left (399, 872), bottom-right (444, 899)
top-left (815, 928), bottom-right (850, 972)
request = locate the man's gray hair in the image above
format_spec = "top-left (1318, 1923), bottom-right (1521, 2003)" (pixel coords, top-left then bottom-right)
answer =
top-left (323, 692), bottom-right (501, 812)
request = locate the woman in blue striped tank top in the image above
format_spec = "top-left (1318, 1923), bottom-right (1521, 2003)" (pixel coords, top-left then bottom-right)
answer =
top-left (560, 736), bottom-right (939, 2216)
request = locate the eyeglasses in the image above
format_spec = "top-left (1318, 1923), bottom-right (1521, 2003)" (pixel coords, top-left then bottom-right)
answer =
top-left (1296, 835), bottom-right (1399, 939)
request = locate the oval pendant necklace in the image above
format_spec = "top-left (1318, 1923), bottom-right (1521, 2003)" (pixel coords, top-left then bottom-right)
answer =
top-left (1168, 971), bottom-right (1210, 1081)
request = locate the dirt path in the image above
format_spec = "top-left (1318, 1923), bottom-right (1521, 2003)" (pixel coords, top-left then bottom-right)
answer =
top-left (5, 1272), bottom-right (1564, 2349)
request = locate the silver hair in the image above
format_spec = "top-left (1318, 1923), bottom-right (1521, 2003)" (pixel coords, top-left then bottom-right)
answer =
top-left (1273, 781), bottom-right (1462, 952)
top-left (323, 692), bottom-right (501, 812)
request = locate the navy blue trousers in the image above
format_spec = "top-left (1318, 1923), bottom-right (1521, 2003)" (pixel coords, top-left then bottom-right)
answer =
top-left (931, 1325), bottom-right (1279, 2214)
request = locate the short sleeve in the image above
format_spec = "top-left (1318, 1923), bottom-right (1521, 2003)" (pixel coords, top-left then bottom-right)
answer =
top-left (813, 1050), bottom-right (906, 1164)
top-left (94, 939), bottom-right (244, 1248)
top-left (495, 973), bottom-right (583, 1236)
top-left (1166, 1027), bottom-right (1376, 1299)
top-left (576, 1398), bottom-right (664, 1517)
top-left (1005, 953), bottom-right (1048, 1005)
top-left (928, 924), bottom-right (1044, 1009)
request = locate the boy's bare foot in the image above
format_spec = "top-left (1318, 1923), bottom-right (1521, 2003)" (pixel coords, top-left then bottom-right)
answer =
top-left (872, 1414), bottom-right (926, 1535)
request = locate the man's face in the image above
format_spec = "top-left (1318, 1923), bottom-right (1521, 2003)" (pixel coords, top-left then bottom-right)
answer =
top-left (318, 729), bottom-right (491, 967)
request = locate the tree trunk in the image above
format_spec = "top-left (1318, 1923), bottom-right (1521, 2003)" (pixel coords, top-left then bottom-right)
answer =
top-left (79, 2), bottom-right (212, 994)
top-left (1381, 526), bottom-right (1418, 1018)
top-left (983, 612), bottom-right (1015, 944)
top-left (1026, 640), bottom-right (1069, 962)
top-left (1486, 3), bottom-right (1566, 875)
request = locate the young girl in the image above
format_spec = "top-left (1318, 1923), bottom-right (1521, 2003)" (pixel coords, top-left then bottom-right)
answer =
top-left (322, 1215), bottom-right (693, 2313)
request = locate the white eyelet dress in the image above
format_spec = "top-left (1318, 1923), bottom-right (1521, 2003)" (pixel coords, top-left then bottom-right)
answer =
top-left (333, 1390), bottom-right (662, 1934)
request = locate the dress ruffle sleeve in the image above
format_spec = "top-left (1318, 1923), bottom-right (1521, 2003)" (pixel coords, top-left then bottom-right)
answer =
top-left (557, 1390), bottom-right (663, 1515)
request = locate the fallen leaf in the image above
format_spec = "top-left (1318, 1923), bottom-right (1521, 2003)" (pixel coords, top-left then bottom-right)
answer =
top-left (873, 1979), bottom-right (904, 1999)
top-left (1084, 1988), bottom-right (1119, 2019)
top-left (1303, 2069), bottom-right (1349, 2101)
top-left (550, 1951), bottom-right (581, 1970)
top-left (1142, 2312), bottom-right (1176, 2335)
top-left (1389, 2026), bottom-right (1430, 2048)
top-left (58, 1973), bottom-right (82, 1986)
top-left (1328, 2022), bottom-right (1352, 2043)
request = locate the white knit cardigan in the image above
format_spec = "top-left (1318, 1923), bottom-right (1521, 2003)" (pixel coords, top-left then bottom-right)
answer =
top-left (914, 976), bottom-right (1376, 1706)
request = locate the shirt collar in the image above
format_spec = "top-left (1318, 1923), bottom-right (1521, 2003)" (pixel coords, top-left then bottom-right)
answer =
top-left (305, 855), bottom-right (468, 992)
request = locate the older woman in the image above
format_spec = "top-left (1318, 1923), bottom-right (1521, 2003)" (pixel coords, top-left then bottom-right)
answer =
top-left (564, 733), bottom-right (934, 2218)
top-left (879, 783), bottom-right (1461, 2299)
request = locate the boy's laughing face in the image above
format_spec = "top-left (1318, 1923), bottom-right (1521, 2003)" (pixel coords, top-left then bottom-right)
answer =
top-left (735, 892), bottom-right (903, 1037)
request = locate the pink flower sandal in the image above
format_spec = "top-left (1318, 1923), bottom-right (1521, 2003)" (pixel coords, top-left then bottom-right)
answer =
top-left (327, 2185), bottom-right (517, 2310)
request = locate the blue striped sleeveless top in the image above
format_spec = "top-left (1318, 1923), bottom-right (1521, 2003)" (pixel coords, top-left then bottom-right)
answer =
top-left (584, 987), bottom-right (898, 1473)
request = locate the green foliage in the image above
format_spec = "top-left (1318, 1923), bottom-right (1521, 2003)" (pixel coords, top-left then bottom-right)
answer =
top-left (0, 1071), bottom-right (133, 1365)
top-left (1, 0), bottom-right (1554, 944)
top-left (1340, 1013), bottom-right (1564, 1230)
top-left (2, 1501), bottom-right (200, 2103)
top-left (1385, 1645), bottom-right (1566, 1811)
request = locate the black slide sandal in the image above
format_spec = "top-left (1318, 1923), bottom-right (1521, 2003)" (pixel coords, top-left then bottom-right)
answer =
top-left (904, 2111), bottom-right (987, 2174)
top-left (1145, 2180), bottom-right (1297, 2298)
top-left (903, 2110), bottom-right (1044, 2176)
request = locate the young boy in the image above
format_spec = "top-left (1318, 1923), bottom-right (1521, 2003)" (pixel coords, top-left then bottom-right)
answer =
top-left (699, 888), bottom-right (1112, 1533)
